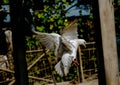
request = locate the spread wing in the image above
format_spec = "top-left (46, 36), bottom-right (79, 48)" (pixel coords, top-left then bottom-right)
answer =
top-left (31, 25), bottom-right (61, 53)
top-left (36, 33), bottom-right (60, 52)
top-left (61, 20), bottom-right (78, 40)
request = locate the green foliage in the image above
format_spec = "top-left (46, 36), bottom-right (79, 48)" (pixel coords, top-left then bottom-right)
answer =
top-left (33, 0), bottom-right (74, 33)
top-left (25, 35), bottom-right (40, 50)
top-left (2, 0), bottom-right (9, 4)
top-left (78, 14), bottom-right (94, 42)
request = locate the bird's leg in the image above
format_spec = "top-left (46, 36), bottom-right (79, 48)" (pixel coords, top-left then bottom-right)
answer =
top-left (72, 59), bottom-right (79, 66)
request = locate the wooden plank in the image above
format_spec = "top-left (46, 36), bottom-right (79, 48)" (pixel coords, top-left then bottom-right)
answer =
top-left (78, 47), bottom-right (85, 82)
top-left (98, 0), bottom-right (119, 85)
top-left (27, 50), bottom-right (49, 70)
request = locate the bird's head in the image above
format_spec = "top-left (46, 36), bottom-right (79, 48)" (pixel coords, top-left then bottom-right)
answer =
top-left (79, 39), bottom-right (86, 48)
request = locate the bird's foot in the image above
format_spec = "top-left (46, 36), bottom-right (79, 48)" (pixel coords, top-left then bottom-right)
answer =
top-left (73, 59), bottom-right (79, 66)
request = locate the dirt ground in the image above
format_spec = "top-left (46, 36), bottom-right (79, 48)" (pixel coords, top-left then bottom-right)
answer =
top-left (47, 79), bottom-right (98, 85)
top-left (77, 79), bottom-right (98, 85)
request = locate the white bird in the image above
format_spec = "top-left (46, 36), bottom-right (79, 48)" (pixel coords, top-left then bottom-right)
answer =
top-left (31, 19), bottom-right (86, 76)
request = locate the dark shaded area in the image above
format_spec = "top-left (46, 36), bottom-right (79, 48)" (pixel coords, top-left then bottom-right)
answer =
top-left (116, 38), bottom-right (120, 73)
top-left (9, 0), bottom-right (33, 84)
top-left (92, 0), bottom-right (106, 85)
top-left (0, 5), bottom-right (8, 55)
top-left (0, 30), bottom-right (8, 55)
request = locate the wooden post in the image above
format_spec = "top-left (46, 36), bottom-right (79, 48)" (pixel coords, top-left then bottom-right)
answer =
top-left (97, 0), bottom-right (119, 85)
top-left (10, 0), bottom-right (29, 85)
top-left (78, 46), bottom-right (85, 82)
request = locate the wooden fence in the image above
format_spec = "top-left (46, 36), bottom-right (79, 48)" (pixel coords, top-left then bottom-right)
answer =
top-left (0, 42), bottom-right (97, 85)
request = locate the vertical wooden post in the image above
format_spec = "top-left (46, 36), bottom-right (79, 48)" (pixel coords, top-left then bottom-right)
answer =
top-left (10, 0), bottom-right (28, 85)
top-left (98, 0), bottom-right (119, 85)
top-left (78, 47), bottom-right (85, 82)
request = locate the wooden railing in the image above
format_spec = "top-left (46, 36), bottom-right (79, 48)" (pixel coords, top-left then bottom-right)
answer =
top-left (0, 42), bottom-right (97, 84)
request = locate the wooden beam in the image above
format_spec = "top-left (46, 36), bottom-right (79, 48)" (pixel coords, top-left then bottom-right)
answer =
top-left (98, 0), bottom-right (119, 85)
top-left (27, 50), bottom-right (49, 70)
top-left (10, 0), bottom-right (29, 85)
top-left (78, 46), bottom-right (85, 82)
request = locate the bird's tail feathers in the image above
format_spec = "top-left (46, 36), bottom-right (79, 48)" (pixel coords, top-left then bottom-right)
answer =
top-left (64, 67), bottom-right (69, 76)
top-left (55, 61), bottom-right (64, 77)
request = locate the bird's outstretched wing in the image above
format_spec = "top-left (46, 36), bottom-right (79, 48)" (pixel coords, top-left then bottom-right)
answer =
top-left (31, 24), bottom-right (61, 52)
top-left (36, 33), bottom-right (60, 52)
top-left (61, 19), bottom-right (78, 40)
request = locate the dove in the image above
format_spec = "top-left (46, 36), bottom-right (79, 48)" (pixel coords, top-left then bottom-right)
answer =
top-left (31, 19), bottom-right (86, 76)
